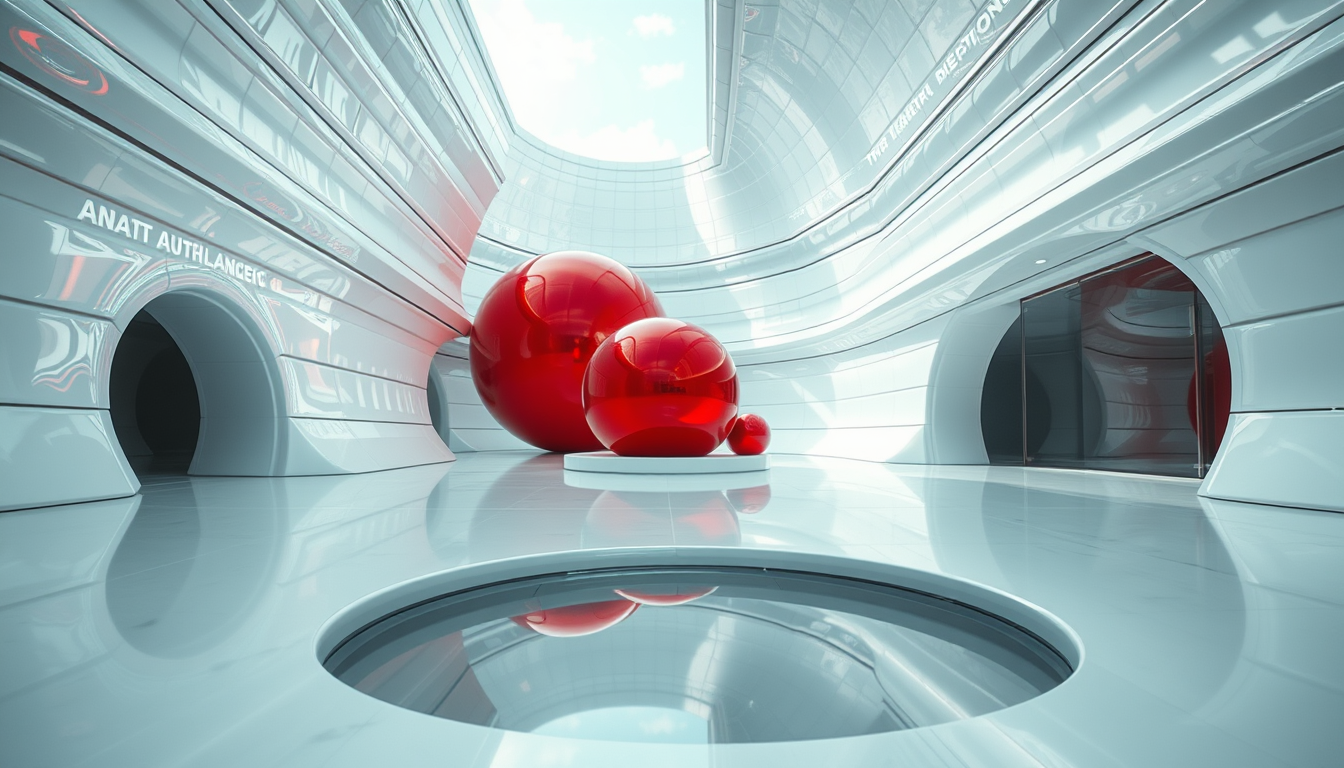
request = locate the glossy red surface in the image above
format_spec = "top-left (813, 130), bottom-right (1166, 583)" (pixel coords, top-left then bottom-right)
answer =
top-left (727, 413), bottom-right (771, 455)
top-left (469, 251), bottom-right (663, 452)
top-left (583, 318), bottom-right (739, 456)
top-left (509, 598), bottom-right (639, 638)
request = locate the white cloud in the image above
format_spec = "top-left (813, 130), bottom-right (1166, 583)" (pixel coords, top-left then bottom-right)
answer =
top-left (551, 120), bottom-right (679, 162)
top-left (639, 62), bottom-right (685, 89)
top-left (639, 714), bottom-right (687, 734)
top-left (632, 13), bottom-right (676, 37)
top-left (470, 0), bottom-right (595, 129)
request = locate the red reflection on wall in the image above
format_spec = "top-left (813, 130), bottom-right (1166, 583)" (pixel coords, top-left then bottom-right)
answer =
top-left (510, 598), bottom-right (639, 638)
top-left (10, 27), bottom-right (108, 95)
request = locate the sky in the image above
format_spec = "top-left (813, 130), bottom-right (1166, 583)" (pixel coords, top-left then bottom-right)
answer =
top-left (466, 0), bottom-right (708, 163)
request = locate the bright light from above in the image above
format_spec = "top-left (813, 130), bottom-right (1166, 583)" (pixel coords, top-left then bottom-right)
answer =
top-left (467, 0), bottom-right (707, 163)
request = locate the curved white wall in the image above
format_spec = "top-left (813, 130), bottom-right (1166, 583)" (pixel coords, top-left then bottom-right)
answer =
top-left (3, 0), bottom-right (1342, 515)
top-left (1137, 150), bottom-right (1344, 511)
top-left (0, 0), bottom-right (507, 510)
top-left (451, 0), bottom-right (1344, 512)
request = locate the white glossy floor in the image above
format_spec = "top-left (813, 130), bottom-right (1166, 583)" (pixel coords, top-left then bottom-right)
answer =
top-left (2, 452), bottom-right (1341, 767)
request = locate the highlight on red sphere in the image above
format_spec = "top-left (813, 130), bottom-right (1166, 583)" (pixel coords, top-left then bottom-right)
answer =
top-left (469, 251), bottom-right (663, 453)
top-left (582, 317), bottom-right (739, 457)
top-left (509, 598), bottom-right (639, 638)
top-left (727, 413), bottom-right (771, 455)
top-left (614, 586), bottom-right (718, 606)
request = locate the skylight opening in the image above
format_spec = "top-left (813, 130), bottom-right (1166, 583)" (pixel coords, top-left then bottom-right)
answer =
top-left (467, 0), bottom-right (708, 164)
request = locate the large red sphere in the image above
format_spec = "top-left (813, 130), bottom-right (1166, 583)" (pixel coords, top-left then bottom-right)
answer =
top-left (583, 318), bottom-right (739, 456)
top-left (470, 252), bottom-right (663, 452)
top-left (727, 413), bottom-right (771, 455)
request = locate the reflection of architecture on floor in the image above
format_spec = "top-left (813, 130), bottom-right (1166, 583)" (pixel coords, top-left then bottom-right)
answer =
top-left (2, 453), bottom-right (1340, 765)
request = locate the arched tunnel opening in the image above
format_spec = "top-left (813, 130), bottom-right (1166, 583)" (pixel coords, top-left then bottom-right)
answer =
top-left (981, 254), bottom-right (1231, 478)
top-left (109, 309), bottom-right (201, 476)
top-left (109, 292), bottom-right (285, 480)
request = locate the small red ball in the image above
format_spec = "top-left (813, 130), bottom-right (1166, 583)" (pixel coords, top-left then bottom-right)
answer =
top-left (583, 318), bottom-right (738, 457)
top-left (727, 413), bottom-right (771, 455)
top-left (469, 251), bottom-right (663, 452)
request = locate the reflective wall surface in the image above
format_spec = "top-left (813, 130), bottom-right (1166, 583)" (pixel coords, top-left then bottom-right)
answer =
top-left (445, 0), bottom-right (1344, 510)
top-left (1, 0), bottom-right (1342, 509)
top-left (0, 0), bottom-right (515, 507)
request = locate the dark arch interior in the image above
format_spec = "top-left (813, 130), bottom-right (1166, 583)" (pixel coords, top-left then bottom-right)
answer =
top-left (981, 254), bottom-right (1230, 477)
top-left (110, 310), bottom-right (200, 476)
top-left (427, 366), bottom-right (445, 439)
top-left (980, 316), bottom-right (1052, 464)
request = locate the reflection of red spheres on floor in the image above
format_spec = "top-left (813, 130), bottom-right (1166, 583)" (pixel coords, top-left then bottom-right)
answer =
top-left (614, 586), bottom-right (718, 606)
top-left (728, 413), bottom-right (771, 455)
top-left (470, 251), bottom-right (663, 453)
top-left (726, 484), bottom-right (772, 514)
top-left (583, 490), bottom-right (668, 549)
top-left (673, 491), bottom-right (742, 546)
top-left (583, 318), bottom-right (738, 456)
top-left (1186, 338), bottom-right (1232, 447)
top-left (510, 598), bottom-right (639, 637)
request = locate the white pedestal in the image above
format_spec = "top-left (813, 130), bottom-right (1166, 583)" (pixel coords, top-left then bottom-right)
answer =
top-left (563, 451), bottom-right (769, 474)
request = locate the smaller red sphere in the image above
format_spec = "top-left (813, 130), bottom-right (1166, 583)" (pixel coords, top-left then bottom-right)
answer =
top-left (583, 318), bottom-right (738, 457)
top-left (728, 413), bottom-right (771, 455)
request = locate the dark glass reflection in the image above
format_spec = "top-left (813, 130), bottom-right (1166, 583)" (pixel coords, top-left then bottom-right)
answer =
top-left (325, 567), bottom-right (1071, 744)
top-left (985, 255), bottom-right (1231, 477)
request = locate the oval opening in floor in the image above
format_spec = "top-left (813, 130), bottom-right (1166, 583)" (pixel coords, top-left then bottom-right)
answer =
top-left (323, 566), bottom-right (1072, 744)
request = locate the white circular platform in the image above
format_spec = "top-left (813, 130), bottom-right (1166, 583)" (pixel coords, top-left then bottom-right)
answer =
top-left (563, 450), bottom-right (769, 474)
top-left (563, 468), bottom-right (770, 492)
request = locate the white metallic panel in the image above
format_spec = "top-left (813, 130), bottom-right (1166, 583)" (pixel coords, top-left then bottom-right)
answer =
top-left (0, 183), bottom-right (169, 321)
top-left (0, 2), bottom-right (472, 330)
top-left (267, 298), bottom-right (438, 386)
top-left (1142, 149), bottom-right (1344, 261)
top-left (1203, 411), bottom-right (1344, 512)
top-left (281, 357), bottom-right (430, 424)
top-left (770, 425), bottom-right (928, 462)
top-left (1229, 304), bottom-right (1344, 412)
top-left (1186, 207), bottom-right (1344, 324)
top-left (0, 299), bottom-right (113, 409)
top-left (0, 406), bottom-right (137, 511)
top-left (284, 419), bottom-right (452, 474)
